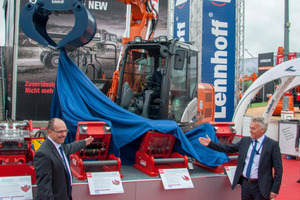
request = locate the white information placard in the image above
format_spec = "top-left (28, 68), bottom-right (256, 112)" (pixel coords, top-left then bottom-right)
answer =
top-left (159, 168), bottom-right (194, 190)
top-left (87, 172), bottom-right (124, 195)
top-left (224, 166), bottom-right (237, 185)
top-left (279, 122), bottom-right (300, 157)
top-left (0, 176), bottom-right (33, 199)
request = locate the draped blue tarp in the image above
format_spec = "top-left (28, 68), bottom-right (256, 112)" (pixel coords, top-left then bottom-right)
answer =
top-left (50, 51), bottom-right (229, 166)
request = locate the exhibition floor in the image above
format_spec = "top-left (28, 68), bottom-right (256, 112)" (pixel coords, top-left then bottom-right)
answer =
top-left (67, 156), bottom-right (299, 200)
top-left (277, 156), bottom-right (300, 200)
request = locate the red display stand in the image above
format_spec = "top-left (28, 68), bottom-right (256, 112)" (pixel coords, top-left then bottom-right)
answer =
top-left (134, 131), bottom-right (188, 176)
top-left (194, 122), bottom-right (238, 173)
top-left (0, 120), bottom-right (36, 184)
top-left (70, 121), bottom-right (121, 180)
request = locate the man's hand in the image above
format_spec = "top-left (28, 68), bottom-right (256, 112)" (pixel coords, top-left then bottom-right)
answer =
top-left (199, 134), bottom-right (211, 147)
top-left (296, 147), bottom-right (299, 152)
top-left (270, 192), bottom-right (277, 199)
top-left (84, 136), bottom-right (94, 146)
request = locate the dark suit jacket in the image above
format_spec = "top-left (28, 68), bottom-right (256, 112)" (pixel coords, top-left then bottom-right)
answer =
top-left (295, 127), bottom-right (299, 148)
top-left (208, 136), bottom-right (282, 199)
top-left (152, 68), bottom-right (163, 86)
top-left (33, 138), bottom-right (86, 200)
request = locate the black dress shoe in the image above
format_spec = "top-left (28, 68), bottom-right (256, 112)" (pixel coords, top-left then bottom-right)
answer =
top-left (297, 179), bottom-right (300, 183)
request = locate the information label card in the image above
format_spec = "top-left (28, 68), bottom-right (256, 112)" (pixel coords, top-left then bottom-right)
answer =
top-left (87, 172), bottom-right (124, 195)
top-left (159, 168), bottom-right (194, 190)
top-left (224, 166), bottom-right (237, 185)
top-left (0, 176), bottom-right (32, 199)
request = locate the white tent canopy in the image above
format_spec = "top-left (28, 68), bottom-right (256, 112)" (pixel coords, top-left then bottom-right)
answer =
top-left (233, 58), bottom-right (300, 135)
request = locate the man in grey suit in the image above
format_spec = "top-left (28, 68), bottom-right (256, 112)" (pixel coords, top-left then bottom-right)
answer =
top-left (34, 118), bottom-right (94, 200)
top-left (199, 116), bottom-right (282, 200)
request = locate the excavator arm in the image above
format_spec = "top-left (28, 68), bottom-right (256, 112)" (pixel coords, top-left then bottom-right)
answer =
top-left (118, 0), bottom-right (158, 44)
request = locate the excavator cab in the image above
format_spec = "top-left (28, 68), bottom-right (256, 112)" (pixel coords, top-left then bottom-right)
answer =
top-left (115, 38), bottom-right (210, 127)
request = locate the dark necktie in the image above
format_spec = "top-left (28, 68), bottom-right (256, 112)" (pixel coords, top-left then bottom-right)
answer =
top-left (59, 146), bottom-right (72, 198)
top-left (246, 140), bottom-right (258, 178)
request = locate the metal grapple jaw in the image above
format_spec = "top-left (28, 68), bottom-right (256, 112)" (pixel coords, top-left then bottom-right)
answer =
top-left (20, 0), bottom-right (97, 52)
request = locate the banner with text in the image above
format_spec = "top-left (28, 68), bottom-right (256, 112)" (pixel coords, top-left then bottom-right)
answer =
top-left (173, 0), bottom-right (190, 41)
top-left (16, 0), bottom-right (167, 120)
top-left (201, 0), bottom-right (236, 122)
top-left (258, 52), bottom-right (274, 102)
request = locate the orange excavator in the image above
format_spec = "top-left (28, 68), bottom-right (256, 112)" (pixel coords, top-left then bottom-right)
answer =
top-left (97, 0), bottom-right (216, 129)
top-left (238, 72), bottom-right (258, 99)
top-left (239, 72), bottom-right (257, 82)
top-left (20, 0), bottom-right (236, 175)
top-left (104, 0), bottom-right (227, 176)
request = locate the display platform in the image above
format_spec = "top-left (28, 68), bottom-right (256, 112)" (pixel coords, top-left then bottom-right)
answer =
top-left (32, 165), bottom-right (241, 200)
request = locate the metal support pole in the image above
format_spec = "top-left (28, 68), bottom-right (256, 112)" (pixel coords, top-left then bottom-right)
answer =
top-left (284, 0), bottom-right (290, 61)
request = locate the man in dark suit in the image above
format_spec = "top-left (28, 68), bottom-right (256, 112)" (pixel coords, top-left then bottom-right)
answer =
top-left (199, 116), bottom-right (283, 200)
top-left (34, 118), bottom-right (94, 200)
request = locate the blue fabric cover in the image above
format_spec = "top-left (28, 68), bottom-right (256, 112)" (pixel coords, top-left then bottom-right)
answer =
top-left (50, 51), bottom-right (230, 166)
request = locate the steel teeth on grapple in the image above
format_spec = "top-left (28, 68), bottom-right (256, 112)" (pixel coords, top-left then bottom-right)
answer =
top-left (20, 0), bottom-right (97, 52)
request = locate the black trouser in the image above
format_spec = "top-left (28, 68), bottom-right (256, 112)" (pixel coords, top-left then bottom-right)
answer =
top-left (241, 177), bottom-right (268, 200)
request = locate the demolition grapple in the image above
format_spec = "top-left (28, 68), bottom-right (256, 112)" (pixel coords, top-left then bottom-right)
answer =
top-left (19, 0), bottom-right (97, 51)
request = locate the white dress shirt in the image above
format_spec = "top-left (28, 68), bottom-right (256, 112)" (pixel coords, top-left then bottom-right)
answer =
top-left (242, 135), bottom-right (266, 179)
top-left (48, 137), bottom-right (73, 183)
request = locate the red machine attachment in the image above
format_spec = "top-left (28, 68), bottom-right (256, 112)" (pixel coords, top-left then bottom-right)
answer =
top-left (70, 121), bottom-right (121, 181)
top-left (211, 122), bottom-right (236, 145)
top-left (134, 131), bottom-right (188, 177)
top-left (194, 122), bottom-right (238, 173)
top-left (0, 120), bottom-right (36, 184)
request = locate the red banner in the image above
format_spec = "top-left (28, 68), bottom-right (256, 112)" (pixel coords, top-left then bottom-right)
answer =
top-left (276, 52), bottom-right (297, 65)
top-left (288, 52), bottom-right (297, 60)
top-left (276, 54), bottom-right (284, 65)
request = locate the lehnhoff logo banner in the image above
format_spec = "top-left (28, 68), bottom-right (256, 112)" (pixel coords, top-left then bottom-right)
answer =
top-left (173, 0), bottom-right (189, 41)
top-left (201, 0), bottom-right (236, 122)
top-left (16, 0), bottom-right (167, 120)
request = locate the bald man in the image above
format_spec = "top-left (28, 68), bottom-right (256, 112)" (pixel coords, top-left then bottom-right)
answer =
top-left (34, 118), bottom-right (94, 200)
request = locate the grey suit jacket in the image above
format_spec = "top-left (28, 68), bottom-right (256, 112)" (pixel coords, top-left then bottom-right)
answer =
top-left (208, 136), bottom-right (282, 199)
top-left (33, 138), bottom-right (86, 200)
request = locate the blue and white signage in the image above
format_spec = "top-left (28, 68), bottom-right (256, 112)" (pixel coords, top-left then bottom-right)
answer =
top-left (173, 0), bottom-right (190, 41)
top-left (201, 0), bottom-right (236, 122)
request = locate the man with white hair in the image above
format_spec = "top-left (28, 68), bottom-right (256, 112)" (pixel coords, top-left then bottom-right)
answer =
top-left (199, 116), bottom-right (283, 200)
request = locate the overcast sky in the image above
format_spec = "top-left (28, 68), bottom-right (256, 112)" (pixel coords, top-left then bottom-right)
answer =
top-left (244, 0), bottom-right (300, 58)
top-left (0, 0), bottom-right (4, 46)
top-left (1, 0), bottom-right (299, 57)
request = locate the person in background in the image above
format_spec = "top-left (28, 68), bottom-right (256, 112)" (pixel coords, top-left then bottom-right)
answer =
top-left (151, 57), bottom-right (165, 86)
top-left (199, 116), bottom-right (283, 200)
top-left (145, 57), bottom-right (165, 100)
top-left (296, 126), bottom-right (300, 183)
top-left (34, 118), bottom-right (94, 200)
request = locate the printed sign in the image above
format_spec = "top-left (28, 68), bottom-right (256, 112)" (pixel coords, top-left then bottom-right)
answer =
top-left (0, 176), bottom-right (33, 199)
top-left (224, 166), bottom-right (236, 185)
top-left (14, 0), bottom-right (168, 120)
top-left (279, 122), bottom-right (300, 157)
top-left (201, 0), bottom-right (236, 122)
top-left (159, 168), bottom-right (194, 190)
top-left (288, 52), bottom-right (297, 60)
top-left (173, 0), bottom-right (190, 41)
top-left (87, 172), bottom-right (124, 195)
top-left (258, 52), bottom-right (274, 102)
